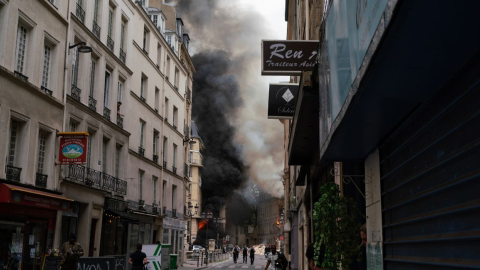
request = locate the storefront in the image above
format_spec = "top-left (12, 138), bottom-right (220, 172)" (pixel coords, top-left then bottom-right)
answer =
top-left (127, 211), bottom-right (156, 254)
top-left (162, 217), bottom-right (186, 266)
top-left (0, 183), bottom-right (72, 270)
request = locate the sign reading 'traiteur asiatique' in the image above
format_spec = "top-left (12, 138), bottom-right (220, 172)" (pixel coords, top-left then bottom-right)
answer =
top-left (261, 40), bottom-right (319, 76)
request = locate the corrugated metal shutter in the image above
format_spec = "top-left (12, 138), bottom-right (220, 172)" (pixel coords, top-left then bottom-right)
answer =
top-left (379, 54), bottom-right (480, 269)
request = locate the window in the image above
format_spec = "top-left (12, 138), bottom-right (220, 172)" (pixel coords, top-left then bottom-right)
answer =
top-left (71, 45), bottom-right (79, 86)
top-left (173, 144), bottom-right (177, 167)
top-left (167, 35), bottom-right (171, 46)
top-left (107, 8), bottom-right (113, 38)
top-left (37, 132), bottom-right (47, 174)
top-left (115, 145), bottom-right (121, 178)
top-left (143, 27), bottom-right (149, 52)
top-left (104, 71), bottom-right (110, 108)
top-left (162, 180), bottom-right (167, 207)
top-left (155, 87), bottom-right (159, 111)
top-left (174, 68), bottom-right (179, 88)
top-left (152, 15), bottom-right (158, 26)
top-left (139, 120), bottom-right (145, 148)
top-left (87, 130), bottom-right (94, 168)
top-left (93, 0), bottom-right (100, 23)
top-left (156, 44), bottom-right (161, 67)
top-left (117, 81), bottom-right (123, 103)
top-left (172, 185), bottom-right (177, 209)
top-left (41, 45), bottom-right (52, 88)
top-left (120, 22), bottom-right (125, 51)
top-left (166, 57), bottom-right (170, 78)
top-left (164, 97), bottom-right (169, 120)
top-left (139, 170), bottom-right (144, 200)
top-left (162, 136), bottom-right (167, 161)
top-left (140, 74), bottom-right (147, 99)
top-left (89, 59), bottom-right (96, 97)
top-left (153, 176), bottom-right (158, 203)
top-left (173, 106), bottom-right (178, 127)
top-left (102, 138), bottom-right (108, 173)
top-left (15, 24), bottom-right (28, 73)
top-left (70, 121), bottom-right (76, 132)
top-left (8, 121), bottom-right (19, 166)
top-left (153, 130), bottom-right (159, 155)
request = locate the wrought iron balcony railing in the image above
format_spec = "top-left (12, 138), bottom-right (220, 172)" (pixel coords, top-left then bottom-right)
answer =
top-left (172, 166), bottom-right (177, 174)
top-left (14, 71), bottom-right (28, 81)
top-left (35, 173), bottom-right (48, 188)
top-left (153, 154), bottom-right (159, 164)
top-left (107, 35), bottom-right (114, 52)
top-left (186, 88), bottom-right (191, 101)
top-left (173, 85), bottom-right (178, 92)
top-left (65, 164), bottom-right (127, 195)
top-left (41, 86), bottom-right (53, 95)
top-left (92, 21), bottom-right (101, 38)
top-left (184, 163), bottom-right (189, 177)
top-left (173, 125), bottom-right (177, 130)
top-left (5, 165), bottom-right (22, 182)
top-left (163, 161), bottom-right (167, 168)
top-left (103, 107), bottom-right (111, 121)
top-left (120, 49), bottom-right (126, 63)
top-left (117, 115), bottom-right (124, 128)
top-left (71, 84), bottom-right (81, 101)
top-left (75, 3), bottom-right (85, 23)
top-left (138, 146), bottom-right (145, 157)
top-left (89, 95), bottom-right (97, 111)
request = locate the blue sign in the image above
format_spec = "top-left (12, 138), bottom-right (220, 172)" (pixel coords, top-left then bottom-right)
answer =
top-left (61, 144), bottom-right (83, 159)
top-left (326, 0), bottom-right (389, 123)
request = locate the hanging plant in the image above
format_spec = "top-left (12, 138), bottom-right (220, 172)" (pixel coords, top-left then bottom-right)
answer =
top-left (313, 182), bottom-right (361, 270)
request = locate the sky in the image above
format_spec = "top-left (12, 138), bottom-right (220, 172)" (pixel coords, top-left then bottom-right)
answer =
top-left (176, 0), bottom-right (289, 199)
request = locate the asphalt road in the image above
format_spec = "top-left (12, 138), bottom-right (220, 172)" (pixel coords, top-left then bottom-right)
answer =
top-left (203, 254), bottom-right (269, 270)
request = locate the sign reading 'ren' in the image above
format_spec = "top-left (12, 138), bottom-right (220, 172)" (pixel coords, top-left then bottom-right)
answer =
top-left (261, 40), bottom-right (319, 76)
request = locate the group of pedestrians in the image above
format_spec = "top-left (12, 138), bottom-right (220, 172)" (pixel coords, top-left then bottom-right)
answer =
top-left (231, 244), bottom-right (256, 265)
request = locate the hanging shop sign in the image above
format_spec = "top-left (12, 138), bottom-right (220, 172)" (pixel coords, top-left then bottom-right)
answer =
top-left (261, 40), bottom-right (319, 76)
top-left (268, 83), bottom-right (299, 119)
top-left (57, 132), bottom-right (89, 165)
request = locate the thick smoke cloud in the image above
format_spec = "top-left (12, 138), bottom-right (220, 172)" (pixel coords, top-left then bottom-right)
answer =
top-left (175, 0), bottom-right (286, 206)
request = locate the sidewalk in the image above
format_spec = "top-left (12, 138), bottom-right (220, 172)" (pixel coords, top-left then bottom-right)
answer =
top-left (178, 254), bottom-right (231, 270)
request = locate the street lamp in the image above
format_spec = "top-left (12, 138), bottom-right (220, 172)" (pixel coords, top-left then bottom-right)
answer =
top-left (186, 202), bottom-right (199, 248)
top-left (69, 42), bottom-right (92, 53)
top-left (212, 217), bottom-right (223, 249)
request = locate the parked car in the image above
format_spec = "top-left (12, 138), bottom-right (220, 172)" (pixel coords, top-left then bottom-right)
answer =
top-left (192, 245), bottom-right (205, 253)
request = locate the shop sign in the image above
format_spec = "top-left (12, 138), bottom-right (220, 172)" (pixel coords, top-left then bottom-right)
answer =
top-left (11, 191), bottom-right (69, 211)
top-left (268, 83), bottom-right (299, 119)
top-left (163, 217), bottom-right (186, 230)
top-left (261, 40), bottom-right (319, 76)
top-left (58, 136), bottom-right (87, 164)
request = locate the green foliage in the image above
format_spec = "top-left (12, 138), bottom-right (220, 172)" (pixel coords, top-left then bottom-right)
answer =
top-left (313, 182), bottom-right (361, 270)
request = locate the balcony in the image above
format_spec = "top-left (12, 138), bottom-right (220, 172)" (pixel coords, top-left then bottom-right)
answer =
top-left (140, 96), bottom-right (146, 102)
top-left (92, 21), bottom-right (101, 39)
top-left (41, 86), bottom-right (53, 95)
top-left (14, 71), bottom-right (28, 81)
top-left (162, 206), bottom-right (167, 216)
top-left (89, 95), bottom-right (97, 111)
top-left (5, 165), bottom-right (22, 182)
top-left (184, 163), bottom-right (189, 177)
top-left (107, 35), bottom-right (114, 52)
top-left (172, 209), bottom-right (177, 218)
top-left (138, 146), bottom-right (145, 157)
top-left (103, 107), bottom-right (111, 121)
top-left (75, 3), bottom-right (85, 24)
top-left (173, 85), bottom-right (178, 92)
top-left (116, 115), bottom-right (124, 128)
top-left (172, 166), bottom-right (177, 174)
top-left (153, 154), bottom-right (159, 164)
top-left (71, 84), bottom-right (81, 101)
top-left (163, 161), bottom-right (167, 168)
top-left (138, 200), bottom-right (146, 211)
top-left (173, 125), bottom-right (177, 130)
top-left (65, 164), bottom-right (127, 195)
top-left (186, 88), bottom-right (191, 101)
top-left (191, 159), bottom-right (203, 166)
top-left (35, 173), bottom-right (48, 188)
top-left (120, 49), bottom-right (126, 63)
top-left (152, 203), bottom-right (159, 214)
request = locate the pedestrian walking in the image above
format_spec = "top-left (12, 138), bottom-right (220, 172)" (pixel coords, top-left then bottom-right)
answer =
top-left (129, 243), bottom-right (148, 270)
top-left (243, 246), bottom-right (248, 263)
top-left (60, 233), bottom-right (84, 270)
top-left (249, 246), bottom-right (255, 265)
top-left (264, 244), bottom-right (271, 258)
top-left (264, 245), bottom-right (278, 270)
top-left (232, 244), bottom-right (240, 263)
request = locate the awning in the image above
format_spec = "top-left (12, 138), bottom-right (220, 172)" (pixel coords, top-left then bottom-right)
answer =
top-left (105, 209), bottom-right (139, 224)
top-left (0, 183), bottom-right (72, 211)
top-left (131, 210), bottom-right (159, 217)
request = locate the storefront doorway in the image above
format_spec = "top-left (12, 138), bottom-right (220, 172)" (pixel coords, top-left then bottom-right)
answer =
top-left (22, 221), bottom-right (47, 270)
top-left (0, 218), bottom-right (24, 270)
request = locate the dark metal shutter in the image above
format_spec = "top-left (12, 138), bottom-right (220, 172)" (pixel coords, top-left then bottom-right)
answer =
top-left (379, 53), bottom-right (480, 269)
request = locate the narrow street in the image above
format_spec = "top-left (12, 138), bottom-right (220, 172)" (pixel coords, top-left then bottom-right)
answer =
top-left (180, 255), bottom-right (269, 270)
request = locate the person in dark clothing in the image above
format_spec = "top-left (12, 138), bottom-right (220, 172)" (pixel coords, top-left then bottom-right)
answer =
top-left (60, 233), bottom-right (84, 270)
top-left (264, 244), bottom-right (271, 258)
top-left (243, 246), bottom-right (248, 263)
top-left (306, 244), bottom-right (325, 270)
top-left (232, 245), bottom-right (240, 263)
top-left (249, 247), bottom-right (255, 265)
top-left (129, 243), bottom-right (148, 270)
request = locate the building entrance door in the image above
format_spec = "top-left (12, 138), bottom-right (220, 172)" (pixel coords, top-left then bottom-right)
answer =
top-left (22, 221), bottom-right (47, 270)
